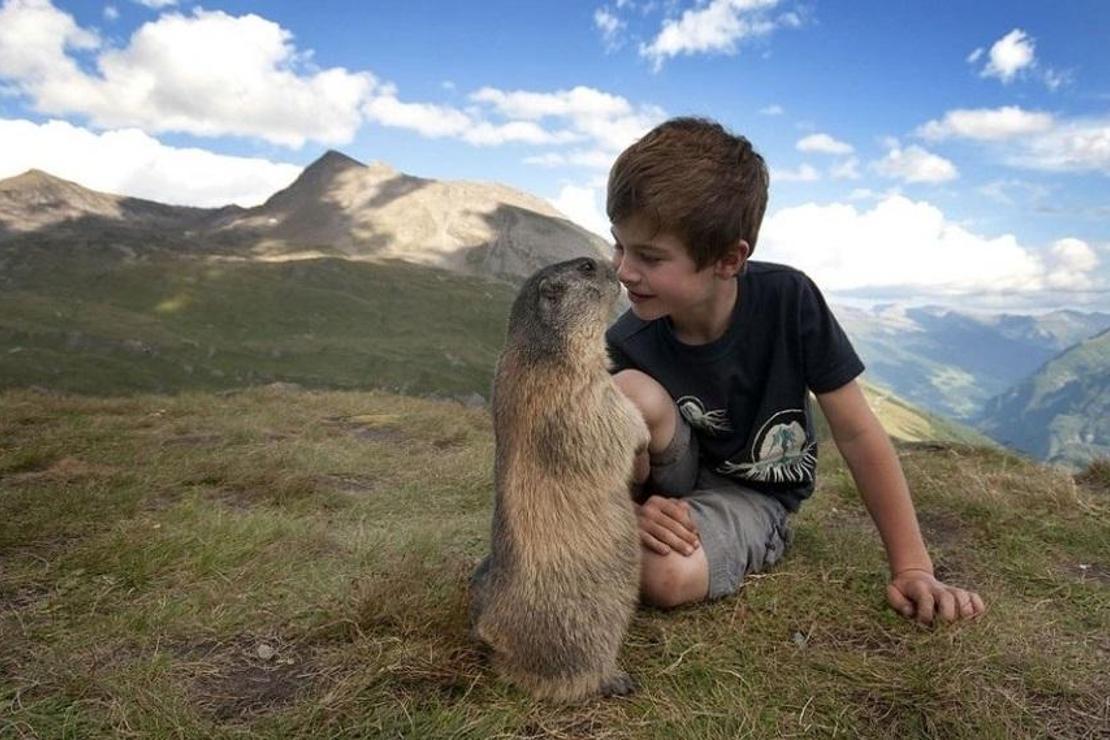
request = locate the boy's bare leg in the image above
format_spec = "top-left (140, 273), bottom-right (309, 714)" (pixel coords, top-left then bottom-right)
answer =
top-left (613, 369), bottom-right (709, 608)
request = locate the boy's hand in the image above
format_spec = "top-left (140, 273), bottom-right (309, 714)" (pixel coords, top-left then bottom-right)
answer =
top-left (635, 495), bottom-right (700, 556)
top-left (887, 569), bottom-right (985, 625)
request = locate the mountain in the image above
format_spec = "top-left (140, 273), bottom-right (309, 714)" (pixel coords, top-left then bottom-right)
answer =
top-left (0, 151), bottom-right (610, 284)
top-left (838, 304), bottom-right (1110, 420)
top-left (976, 328), bottom-right (1110, 469)
top-left (0, 169), bottom-right (218, 232)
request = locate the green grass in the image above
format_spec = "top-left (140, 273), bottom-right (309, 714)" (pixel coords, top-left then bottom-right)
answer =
top-left (0, 254), bottom-right (516, 398)
top-left (2, 388), bottom-right (1107, 738)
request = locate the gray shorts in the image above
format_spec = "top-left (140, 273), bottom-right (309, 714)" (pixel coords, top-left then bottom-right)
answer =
top-left (649, 412), bottom-right (792, 600)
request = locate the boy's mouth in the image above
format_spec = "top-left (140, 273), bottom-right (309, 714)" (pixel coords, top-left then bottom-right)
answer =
top-left (626, 290), bottom-right (654, 304)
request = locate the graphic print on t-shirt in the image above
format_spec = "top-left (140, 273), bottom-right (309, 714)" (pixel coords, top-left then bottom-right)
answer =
top-left (716, 409), bottom-right (816, 484)
top-left (676, 395), bottom-right (733, 435)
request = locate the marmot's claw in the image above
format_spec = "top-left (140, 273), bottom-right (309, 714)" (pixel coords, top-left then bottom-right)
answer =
top-left (600, 671), bottom-right (636, 697)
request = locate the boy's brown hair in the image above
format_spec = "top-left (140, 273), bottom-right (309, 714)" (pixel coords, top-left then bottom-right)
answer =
top-left (606, 116), bottom-right (769, 269)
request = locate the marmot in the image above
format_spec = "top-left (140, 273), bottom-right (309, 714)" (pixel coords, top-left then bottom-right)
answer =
top-left (469, 256), bottom-right (650, 702)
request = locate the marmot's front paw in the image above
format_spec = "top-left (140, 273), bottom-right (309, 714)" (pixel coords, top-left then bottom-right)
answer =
top-left (600, 670), bottom-right (636, 697)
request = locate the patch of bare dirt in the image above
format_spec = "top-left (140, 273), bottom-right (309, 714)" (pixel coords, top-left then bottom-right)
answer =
top-left (323, 415), bottom-right (404, 442)
top-left (172, 634), bottom-right (318, 722)
top-left (916, 510), bottom-right (970, 549)
top-left (1065, 561), bottom-right (1110, 586)
top-left (0, 583), bottom-right (51, 613)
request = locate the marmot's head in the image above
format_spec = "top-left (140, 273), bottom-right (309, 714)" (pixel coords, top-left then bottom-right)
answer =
top-left (507, 257), bottom-right (619, 361)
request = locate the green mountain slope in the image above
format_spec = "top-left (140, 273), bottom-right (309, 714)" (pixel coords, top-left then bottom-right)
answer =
top-left (0, 255), bottom-right (516, 398)
top-left (977, 329), bottom-right (1110, 469)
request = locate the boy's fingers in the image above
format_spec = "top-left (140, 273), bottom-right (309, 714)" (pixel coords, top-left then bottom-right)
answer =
top-left (936, 589), bottom-right (958, 623)
top-left (955, 590), bottom-right (976, 618)
top-left (662, 499), bottom-right (697, 534)
top-left (969, 592), bottom-right (986, 617)
top-left (909, 582), bottom-right (935, 625)
top-left (644, 521), bottom-right (696, 555)
top-left (886, 584), bottom-right (914, 618)
top-left (647, 509), bottom-right (699, 547)
top-left (639, 531), bottom-right (671, 556)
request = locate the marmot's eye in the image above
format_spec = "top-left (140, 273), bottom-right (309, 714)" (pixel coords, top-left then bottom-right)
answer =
top-left (578, 260), bottom-right (596, 275)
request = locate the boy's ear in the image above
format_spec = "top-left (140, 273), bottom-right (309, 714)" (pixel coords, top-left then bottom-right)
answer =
top-left (714, 240), bottom-right (750, 279)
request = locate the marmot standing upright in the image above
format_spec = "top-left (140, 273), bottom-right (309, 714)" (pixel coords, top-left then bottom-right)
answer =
top-left (469, 256), bottom-right (650, 702)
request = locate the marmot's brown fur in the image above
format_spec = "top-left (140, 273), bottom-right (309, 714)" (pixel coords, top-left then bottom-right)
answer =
top-left (469, 256), bottom-right (649, 702)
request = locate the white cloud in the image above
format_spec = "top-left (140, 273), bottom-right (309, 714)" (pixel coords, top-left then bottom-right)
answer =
top-left (977, 179), bottom-right (1052, 208)
top-left (917, 108), bottom-right (1109, 176)
top-left (362, 94), bottom-right (579, 147)
top-left (773, 163), bottom-right (819, 182)
top-left (595, 6), bottom-right (626, 50)
top-left (1046, 238), bottom-right (1099, 290)
top-left (0, 117), bottom-right (301, 207)
top-left (639, 0), bottom-right (790, 71)
top-left (980, 28), bottom-right (1035, 83)
top-left (471, 85), bottom-right (631, 122)
top-left (469, 85), bottom-right (665, 161)
top-left (759, 104), bottom-right (784, 116)
top-left (829, 157), bottom-right (860, 180)
top-left (0, 1), bottom-right (375, 148)
top-left (361, 85), bottom-right (662, 164)
top-left (524, 149), bottom-right (615, 169)
top-left (796, 132), bottom-right (853, 155)
top-left (760, 195), bottom-right (1080, 296)
top-left (966, 47), bottom-right (983, 64)
top-left (1009, 118), bottom-right (1110, 175)
top-left (0, 0), bottom-right (100, 87)
top-left (1042, 67), bottom-right (1071, 91)
top-left (873, 144), bottom-right (957, 183)
top-left (134, 0), bottom-right (176, 7)
top-left (917, 106), bottom-right (1054, 141)
top-left (550, 183), bottom-right (610, 239)
top-left (104, 5), bottom-right (119, 21)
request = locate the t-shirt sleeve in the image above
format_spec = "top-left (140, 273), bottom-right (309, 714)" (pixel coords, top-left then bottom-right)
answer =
top-left (798, 275), bottom-right (865, 393)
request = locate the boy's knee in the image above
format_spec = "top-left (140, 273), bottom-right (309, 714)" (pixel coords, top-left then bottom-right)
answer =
top-left (614, 370), bottom-right (676, 452)
top-left (640, 548), bottom-right (708, 609)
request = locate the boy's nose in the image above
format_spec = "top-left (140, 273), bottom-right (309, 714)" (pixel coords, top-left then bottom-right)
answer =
top-left (614, 253), bottom-right (637, 284)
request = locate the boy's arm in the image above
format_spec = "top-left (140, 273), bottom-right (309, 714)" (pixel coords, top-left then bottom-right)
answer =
top-left (815, 379), bottom-right (985, 624)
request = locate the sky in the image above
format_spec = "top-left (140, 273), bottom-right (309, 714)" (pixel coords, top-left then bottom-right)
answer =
top-left (0, 0), bottom-right (1107, 312)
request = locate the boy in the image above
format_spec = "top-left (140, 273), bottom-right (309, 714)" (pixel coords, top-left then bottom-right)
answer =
top-left (605, 117), bottom-right (985, 624)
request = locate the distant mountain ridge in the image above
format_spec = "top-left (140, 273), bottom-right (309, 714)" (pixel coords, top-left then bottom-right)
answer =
top-left (2, 158), bottom-right (1107, 467)
top-left (0, 151), bottom-right (610, 284)
top-left (839, 303), bottom-right (1110, 421)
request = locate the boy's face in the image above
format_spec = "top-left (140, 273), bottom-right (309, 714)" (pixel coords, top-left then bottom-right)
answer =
top-left (610, 213), bottom-right (721, 323)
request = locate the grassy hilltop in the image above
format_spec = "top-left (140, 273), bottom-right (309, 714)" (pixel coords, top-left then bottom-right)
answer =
top-left (2, 387), bottom-right (1107, 738)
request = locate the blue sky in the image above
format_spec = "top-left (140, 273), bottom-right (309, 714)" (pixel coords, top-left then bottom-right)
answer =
top-left (0, 0), bottom-right (1107, 311)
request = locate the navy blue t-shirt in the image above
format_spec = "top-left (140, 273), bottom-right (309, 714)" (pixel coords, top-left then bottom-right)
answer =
top-left (605, 261), bottom-right (864, 512)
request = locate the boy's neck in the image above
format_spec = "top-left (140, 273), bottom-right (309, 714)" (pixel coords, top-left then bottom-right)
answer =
top-left (670, 276), bottom-right (739, 346)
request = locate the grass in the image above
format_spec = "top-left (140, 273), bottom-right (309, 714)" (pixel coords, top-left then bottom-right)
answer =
top-left (2, 387), bottom-right (1108, 738)
top-left (0, 254), bottom-right (516, 398)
